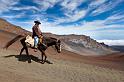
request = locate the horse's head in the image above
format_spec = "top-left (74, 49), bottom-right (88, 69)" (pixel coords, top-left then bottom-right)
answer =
top-left (55, 40), bottom-right (61, 53)
top-left (42, 37), bottom-right (61, 53)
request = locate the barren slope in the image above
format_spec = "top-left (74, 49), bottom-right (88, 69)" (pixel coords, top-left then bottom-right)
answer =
top-left (0, 49), bottom-right (124, 82)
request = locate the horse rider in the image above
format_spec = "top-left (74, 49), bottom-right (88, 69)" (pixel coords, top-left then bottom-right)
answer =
top-left (32, 20), bottom-right (44, 51)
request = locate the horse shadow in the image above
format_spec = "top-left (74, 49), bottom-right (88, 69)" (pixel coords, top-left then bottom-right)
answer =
top-left (3, 54), bottom-right (53, 64)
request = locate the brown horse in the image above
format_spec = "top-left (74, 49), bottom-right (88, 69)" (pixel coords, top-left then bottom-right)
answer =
top-left (4, 35), bottom-right (61, 64)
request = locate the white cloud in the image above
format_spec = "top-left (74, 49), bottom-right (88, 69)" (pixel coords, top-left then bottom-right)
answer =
top-left (0, 0), bottom-right (19, 13)
top-left (91, 0), bottom-right (123, 16)
top-left (32, 0), bottom-right (124, 25)
top-left (33, 0), bottom-right (61, 11)
top-left (107, 14), bottom-right (124, 20)
top-left (104, 12), bottom-right (124, 24)
top-left (58, 0), bottom-right (88, 23)
top-left (54, 9), bottom-right (87, 24)
top-left (1, 12), bottom-right (26, 19)
top-left (97, 40), bottom-right (124, 46)
top-left (61, 0), bottom-right (85, 11)
top-left (32, 0), bottom-right (87, 23)
top-left (10, 6), bottom-right (40, 12)
top-left (89, 0), bottom-right (107, 8)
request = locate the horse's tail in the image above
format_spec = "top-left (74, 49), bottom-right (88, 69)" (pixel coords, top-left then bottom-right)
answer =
top-left (4, 35), bottom-right (23, 49)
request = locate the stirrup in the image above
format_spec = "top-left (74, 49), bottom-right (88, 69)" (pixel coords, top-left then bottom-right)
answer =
top-left (42, 43), bottom-right (46, 47)
top-left (42, 43), bottom-right (47, 49)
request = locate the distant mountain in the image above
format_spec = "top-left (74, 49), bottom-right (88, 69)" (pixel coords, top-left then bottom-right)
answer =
top-left (58, 35), bottom-right (114, 56)
top-left (110, 46), bottom-right (124, 52)
top-left (0, 18), bottom-right (115, 56)
top-left (43, 34), bottom-right (114, 56)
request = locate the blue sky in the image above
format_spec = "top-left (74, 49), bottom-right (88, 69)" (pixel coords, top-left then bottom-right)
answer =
top-left (0, 0), bottom-right (124, 45)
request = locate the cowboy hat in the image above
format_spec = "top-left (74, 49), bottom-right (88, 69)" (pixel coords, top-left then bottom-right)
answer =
top-left (34, 20), bottom-right (41, 24)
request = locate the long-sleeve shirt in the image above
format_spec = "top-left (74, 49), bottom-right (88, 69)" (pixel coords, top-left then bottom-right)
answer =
top-left (32, 24), bottom-right (42, 37)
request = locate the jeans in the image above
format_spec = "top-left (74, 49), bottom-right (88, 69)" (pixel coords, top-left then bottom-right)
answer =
top-left (34, 36), bottom-right (39, 47)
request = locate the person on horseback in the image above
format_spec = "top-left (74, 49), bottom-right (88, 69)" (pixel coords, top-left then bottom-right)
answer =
top-left (32, 20), bottom-right (43, 51)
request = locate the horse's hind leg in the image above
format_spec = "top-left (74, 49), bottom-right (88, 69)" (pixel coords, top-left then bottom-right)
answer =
top-left (20, 38), bottom-right (26, 55)
top-left (25, 47), bottom-right (31, 63)
top-left (19, 47), bottom-right (25, 55)
top-left (18, 47), bottom-right (25, 61)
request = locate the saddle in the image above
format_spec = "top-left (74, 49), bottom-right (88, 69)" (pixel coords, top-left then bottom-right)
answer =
top-left (25, 35), bottom-right (43, 47)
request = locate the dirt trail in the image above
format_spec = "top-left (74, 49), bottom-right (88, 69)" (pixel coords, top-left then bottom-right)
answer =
top-left (0, 49), bottom-right (124, 82)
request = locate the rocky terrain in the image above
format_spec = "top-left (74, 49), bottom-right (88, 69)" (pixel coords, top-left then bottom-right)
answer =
top-left (58, 34), bottom-right (114, 56)
top-left (43, 31), bottom-right (115, 56)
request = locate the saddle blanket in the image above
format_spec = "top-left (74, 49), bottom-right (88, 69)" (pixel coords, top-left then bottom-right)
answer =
top-left (25, 35), bottom-right (34, 47)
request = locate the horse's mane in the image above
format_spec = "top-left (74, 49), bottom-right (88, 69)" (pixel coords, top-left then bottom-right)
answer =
top-left (49, 37), bottom-right (57, 40)
top-left (44, 37), bottom-right (57, 41)
top-left (42, 37), bottom-right (58, 45)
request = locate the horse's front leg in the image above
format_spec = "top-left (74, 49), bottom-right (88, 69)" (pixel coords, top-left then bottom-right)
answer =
top-left (40, 52), bottom-right (44, 63)
top-left (44, 53), bottom-right (47, 62)
top-left (40, 51), bottom-right (47, 64)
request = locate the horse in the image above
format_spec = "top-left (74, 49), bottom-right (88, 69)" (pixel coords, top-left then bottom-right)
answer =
top-left (4, 35), bottom-right (61, 64)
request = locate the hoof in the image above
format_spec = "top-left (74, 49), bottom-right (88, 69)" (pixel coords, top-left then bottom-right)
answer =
top-left (49, 62), bottom-right (53, 64)
top-left (39, 60), bottom-right (44, 64)
top-left (45, 60), bottom-right (53, 64)
top-left (28, 60), bottom-right (31, 63)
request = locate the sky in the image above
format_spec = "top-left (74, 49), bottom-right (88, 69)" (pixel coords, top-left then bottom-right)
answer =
top-left (0, 0), bottom-right (124, 45)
